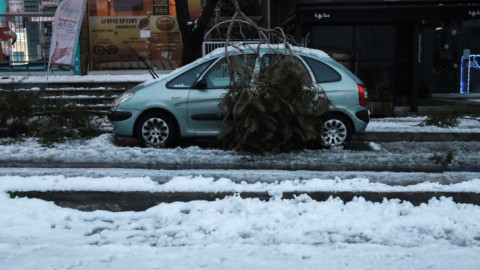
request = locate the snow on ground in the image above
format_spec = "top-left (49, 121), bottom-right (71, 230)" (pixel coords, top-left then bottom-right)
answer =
top-left (1, 191), bottom-right (480, 269)
top-left (0, 74), bottom-right (154, 83)
top-left (366, 116), bottom-right (480, 133)
top-left (2, 174), bottom-right (480, 193)
top-left (0, 116), bottom-right (478, 172)
top-left (2, 132), bottom-right (480, 172)
top-left (1, 117), bottom-right (480, 269)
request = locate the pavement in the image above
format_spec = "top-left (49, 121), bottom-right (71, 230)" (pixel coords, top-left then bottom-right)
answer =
top-left (353, 132), bottom-right (480, 142)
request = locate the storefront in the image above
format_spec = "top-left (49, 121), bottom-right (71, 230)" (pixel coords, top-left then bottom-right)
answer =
top-left (0, 0), bottom-right (202, 74)
top-left (295, 0), bottom-right (480, 110)
top-left (87, 0), bottom-right (196, 72)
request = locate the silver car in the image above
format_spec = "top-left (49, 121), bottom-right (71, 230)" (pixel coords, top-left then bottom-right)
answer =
top-left (108, 45), bottom-right (369, 148)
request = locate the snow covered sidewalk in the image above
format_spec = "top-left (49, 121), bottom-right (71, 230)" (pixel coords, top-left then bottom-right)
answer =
top-left (2, 133), bottom-right (480, 172)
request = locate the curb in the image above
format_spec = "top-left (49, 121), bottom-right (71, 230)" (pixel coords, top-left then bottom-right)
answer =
top-left (2, 160), bottom-right (479, 172)
top-left (352, 132), bottom-right (480, 142)
top-left (10, 191), bottom-right (480, 212)
top-left (2, 129), bottom-right (480, 142)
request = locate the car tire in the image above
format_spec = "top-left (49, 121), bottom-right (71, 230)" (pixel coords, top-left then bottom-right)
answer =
top-left (135, 112), bottom-right (178, 148)
top-left (321, 115), bottom-right (352, 147)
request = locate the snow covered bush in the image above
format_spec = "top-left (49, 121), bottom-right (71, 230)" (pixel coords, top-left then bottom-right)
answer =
top-left (421, 107), bottom-right (461, 128)
top-left (0, 82), bottom-right (99, 146)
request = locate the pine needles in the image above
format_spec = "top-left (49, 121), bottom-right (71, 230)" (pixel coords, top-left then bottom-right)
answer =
top-left (218, 52), bottom-right (331, 153)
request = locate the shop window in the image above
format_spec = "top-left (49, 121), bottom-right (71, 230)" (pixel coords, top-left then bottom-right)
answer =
top-left (24, 0), bottom-right (40, 12)
top-left (114, 0), bottom-right (143, 12)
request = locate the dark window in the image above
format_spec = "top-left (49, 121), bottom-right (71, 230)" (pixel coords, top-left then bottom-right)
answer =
top-left (167, 59), bottom-right (215, 89)
top-left (302, 56), bottom-right (341, 83)
top-left (114, 0), bottom-right (143, 12)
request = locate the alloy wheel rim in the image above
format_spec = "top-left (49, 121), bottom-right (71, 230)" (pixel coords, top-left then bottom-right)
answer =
top-left (322, 119), bottom-right (347, 147)
top-left (141, 118), bottom-right (169, 146)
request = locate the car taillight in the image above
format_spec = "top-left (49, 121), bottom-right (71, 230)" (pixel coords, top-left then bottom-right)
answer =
top-left (358, 84), bottom-right (368, 107)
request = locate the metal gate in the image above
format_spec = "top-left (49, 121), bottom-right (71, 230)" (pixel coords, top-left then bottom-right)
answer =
top-left (0, 14), bottom-right (58, 71)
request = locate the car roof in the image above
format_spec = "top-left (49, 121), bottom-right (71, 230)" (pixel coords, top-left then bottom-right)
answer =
top-left (208, 44), bottom-right (333, 61)
top-left (165, 44), bottom-right (334, 81)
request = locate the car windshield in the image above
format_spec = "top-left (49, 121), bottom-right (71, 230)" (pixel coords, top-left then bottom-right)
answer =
top-left (166, 59), bottom-right (215, 89)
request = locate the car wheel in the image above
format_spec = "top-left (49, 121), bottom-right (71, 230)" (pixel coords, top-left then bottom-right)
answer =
top-left (135, 112), bottom-right (178, 148)
top-left (321, 115), bottom-right (352, 147)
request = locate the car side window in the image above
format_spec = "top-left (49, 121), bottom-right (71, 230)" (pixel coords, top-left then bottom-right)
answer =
top-left (302, 56), bottom-right (341, 83)
top-left (167, 59), bottom-right (215, 89)
top-left (203, 54), bottom-right (257, 89)
top-left (260, 53), bottom-right (311, 80)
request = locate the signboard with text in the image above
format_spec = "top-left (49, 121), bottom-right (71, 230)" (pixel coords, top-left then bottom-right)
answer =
top-left (153, 0), bottom-right (169, 15)
top-left (88, 0), bottom-right (201, 70)
top-left (89, 15), bottom-right (182, 69)
top-left (48, 0), bottom-right (87, 68)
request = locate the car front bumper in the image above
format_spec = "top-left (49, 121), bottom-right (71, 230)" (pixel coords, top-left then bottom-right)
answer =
top-left (108, 109), bottom-right (142, 137)
top-left (107, 111), bottom-right (132, 122)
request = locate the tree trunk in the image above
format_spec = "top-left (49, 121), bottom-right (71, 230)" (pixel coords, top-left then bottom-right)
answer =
top-left (175, 0), bottom-right (219, 66)
top-left (180, 29), bottom-right (205, 66)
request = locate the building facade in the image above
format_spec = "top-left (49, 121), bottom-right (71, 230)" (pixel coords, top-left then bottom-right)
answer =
top-left (292, 0), bottom-right (480, 110)
top-left (1, 0), bottom-right (480, 111)
top-left (0, 0), bottom-right (199, 74)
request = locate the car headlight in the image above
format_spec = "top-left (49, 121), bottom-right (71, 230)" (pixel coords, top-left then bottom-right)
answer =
top-left (112, 92), bottom-right (134, 108)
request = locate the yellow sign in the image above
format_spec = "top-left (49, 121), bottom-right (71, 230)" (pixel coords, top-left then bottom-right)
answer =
top-left (88, 0), bottom-right (201, 71)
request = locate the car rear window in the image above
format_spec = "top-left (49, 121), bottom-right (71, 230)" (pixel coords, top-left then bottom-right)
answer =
top-left (302, 56), bottom-right (341, 83)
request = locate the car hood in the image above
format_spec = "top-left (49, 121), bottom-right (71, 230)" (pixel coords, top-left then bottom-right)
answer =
top-left (126, 78), bottom-right (166, 94)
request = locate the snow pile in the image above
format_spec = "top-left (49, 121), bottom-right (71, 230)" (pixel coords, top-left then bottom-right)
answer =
top-left (3, 193), bottom-right (479, 248)
top-left (2, 175), bottom-right (480, 193)
top-left (366, 116), bottom-right (480, 133)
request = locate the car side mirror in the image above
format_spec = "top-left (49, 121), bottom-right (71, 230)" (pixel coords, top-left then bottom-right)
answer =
top-left (193, 78), bottom-right (208, 89)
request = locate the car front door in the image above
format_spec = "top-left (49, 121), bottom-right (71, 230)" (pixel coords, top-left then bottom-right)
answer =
top-left (187, 54), bottom-right (257, 136)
